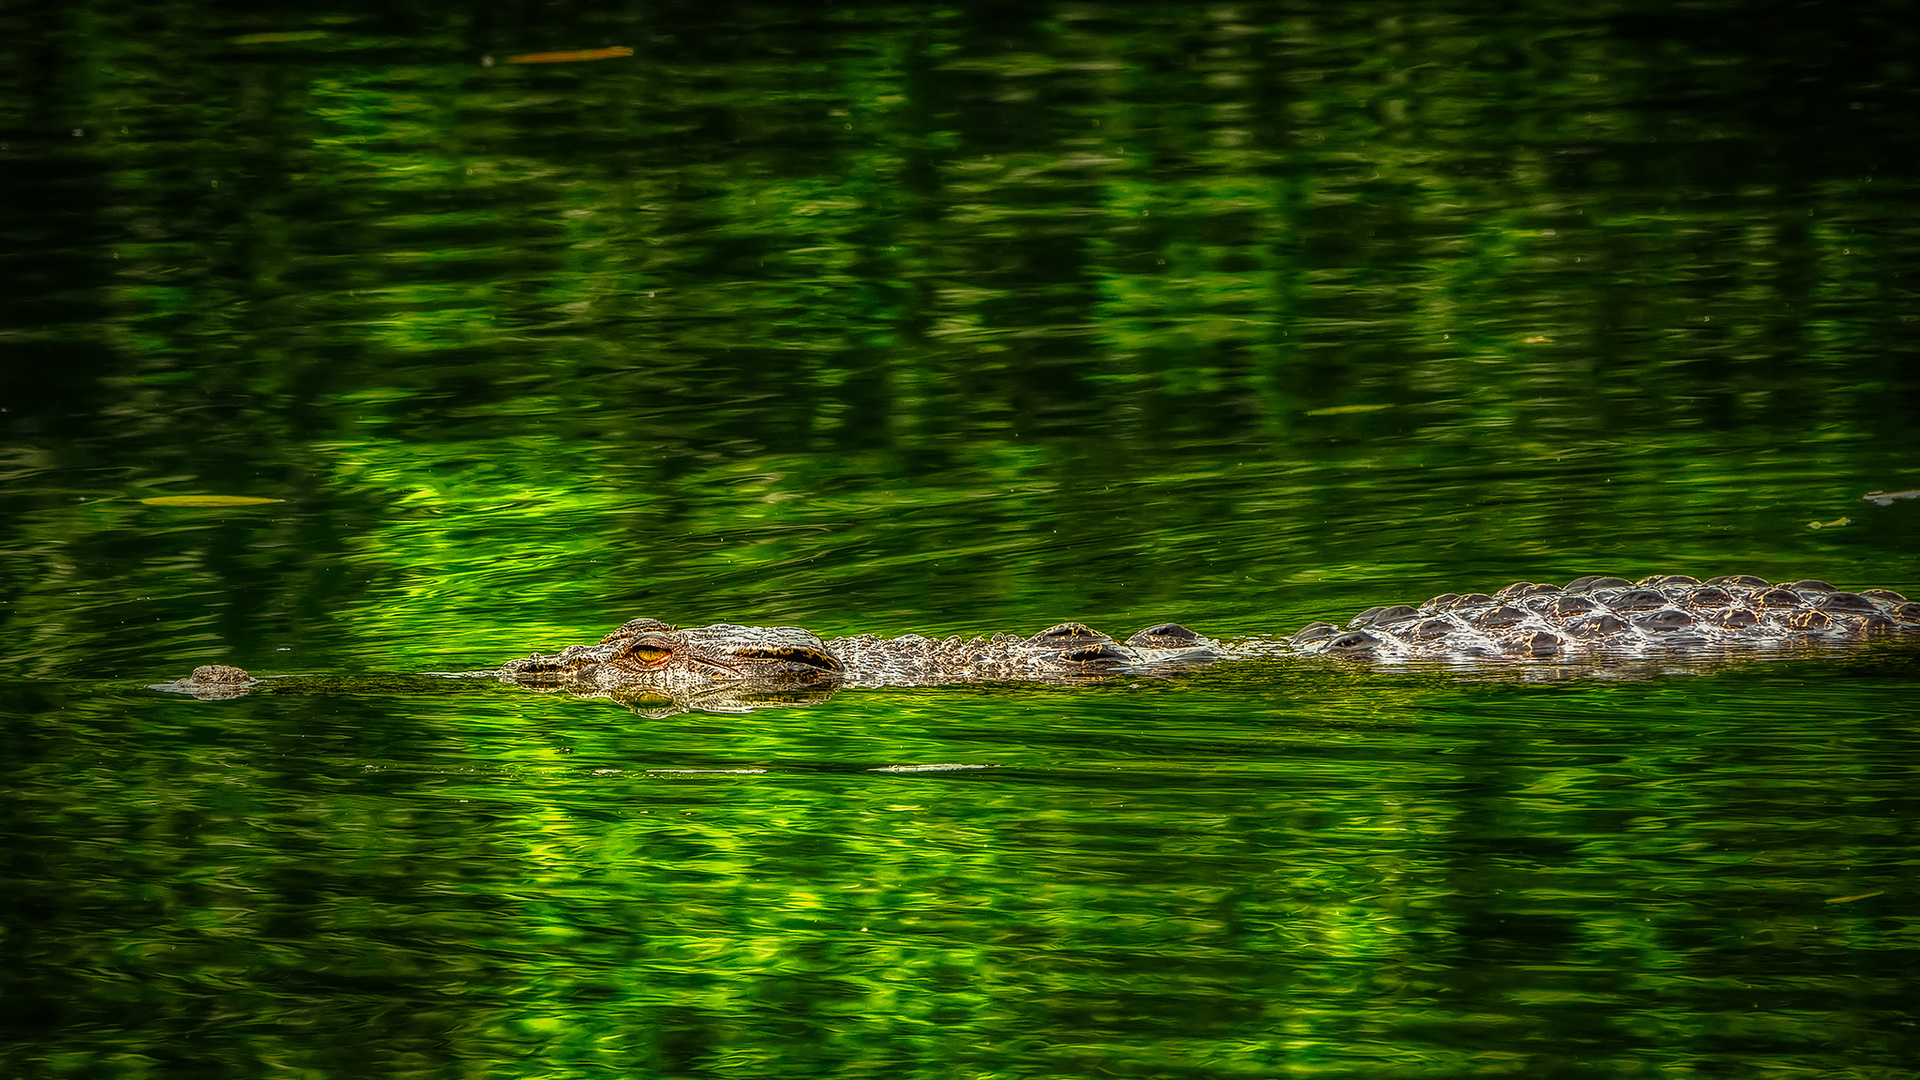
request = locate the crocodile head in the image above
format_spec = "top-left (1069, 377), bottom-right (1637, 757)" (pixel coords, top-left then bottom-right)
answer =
top-left (149, 663), bottom-right (260, 700)
top-left (496, 618), bottom-right (845, 692)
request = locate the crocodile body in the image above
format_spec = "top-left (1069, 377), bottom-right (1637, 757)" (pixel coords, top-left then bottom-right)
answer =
top-left (824, 620), bottom-right (1225, 687)
top-left (1277, 573), bottom-right (1920, 661)
top-left (156, 574), bottom-right (1919, 711)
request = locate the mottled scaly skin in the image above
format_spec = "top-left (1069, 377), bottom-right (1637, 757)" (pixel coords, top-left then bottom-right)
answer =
top-left (824, 621), bottom-right (1225, 688)
top-left (1276, 574), bottom-right (1920, 661)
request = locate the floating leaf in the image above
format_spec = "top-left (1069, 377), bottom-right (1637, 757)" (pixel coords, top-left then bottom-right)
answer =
top-left (505, 46), bottom-right (634, 64)
top-left (139, 495), bottom-right (284, 507)
top-left (1304, 404), bottom-right (1391, 416)
top-left (1522, 335), bottom-right (1553, 343)
top-left (230, 31), bottom-right (328, 44)
top-left (1806, 516), bottom-right (1851, 530)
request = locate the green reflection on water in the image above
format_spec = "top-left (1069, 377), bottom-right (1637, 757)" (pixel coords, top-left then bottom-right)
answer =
top-left (7, 660), bottom-right (1918, 1078)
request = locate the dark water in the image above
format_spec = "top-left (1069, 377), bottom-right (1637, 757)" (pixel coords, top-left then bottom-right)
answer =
top-left (4, 1), bottom-right (1919, 1077)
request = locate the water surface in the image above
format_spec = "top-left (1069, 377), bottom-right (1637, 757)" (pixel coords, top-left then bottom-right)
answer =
top-left (2, 1), bottom-right (1918, 1076)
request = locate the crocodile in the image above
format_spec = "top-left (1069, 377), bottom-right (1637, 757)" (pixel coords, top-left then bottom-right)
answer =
top-left (154, 574), bottom-right (1920, 712)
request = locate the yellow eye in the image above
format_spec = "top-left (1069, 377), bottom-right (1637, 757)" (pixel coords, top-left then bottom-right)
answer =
top-left (622, 643), bottom-right (674, 665)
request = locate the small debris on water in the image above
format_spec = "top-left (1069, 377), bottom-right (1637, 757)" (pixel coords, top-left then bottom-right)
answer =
top-left (1304, 404), bottom-right (1391, 416)
top-left (139, 495), bottom-right (283, 507)
top-left (503, 46), bottom-right (634, 64)
top-left (869, 763), bottom-right (992, 773)
top-left (230, 31), bottom-right (328, 44)
top-left (1807, 517), bottom-right (1851, 530)
top-left (1862, 489), bottom-right (1920, 507)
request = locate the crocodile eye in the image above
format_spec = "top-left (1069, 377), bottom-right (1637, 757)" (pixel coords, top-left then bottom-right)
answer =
top-left (621, 641), bottom-right (675, 665)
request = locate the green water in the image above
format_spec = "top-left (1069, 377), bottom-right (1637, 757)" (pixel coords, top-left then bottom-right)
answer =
top-left (3, 1), bottom-right (1919, 1077)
